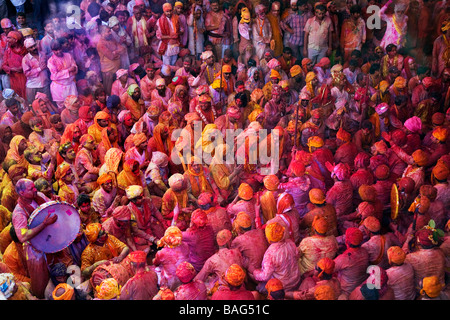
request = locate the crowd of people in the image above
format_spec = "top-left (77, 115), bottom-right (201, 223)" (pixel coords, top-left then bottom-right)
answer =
top-left (0, 0), bottom-right (449, 301)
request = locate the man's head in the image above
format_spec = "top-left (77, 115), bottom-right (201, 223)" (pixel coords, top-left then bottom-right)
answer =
top-left (51, 40), bottom-right (64, 57)
top-left (210, 0), bottom-right (220, 12)
top-left (16, 12), bottom-right (26, 26)
top-left (5, 98), bottom-right (20, 115)
top-left (314, 4), bottom-right (327, 20)
top-left (77, 194), bottom-right (92, 214)
top-left (59, 141), bottom-right (76, 161)
top-left (16, 178), bottom-right (37, 200)
top-left (100, 25), bottom-right (113, 41)
top-left (29, 117), bottom-right (44, 134)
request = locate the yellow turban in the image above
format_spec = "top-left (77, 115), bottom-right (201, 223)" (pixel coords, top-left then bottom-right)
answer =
top-left (305, 71), bottom-right (317, 83)
top-left (377, 80), bottom-right (389, 92)
top-left (97, 172), bottom-right (114, 186)
top-left (174, 1), bottom-right (183, 6)
top-left (265, 221), bottom-right (285, 243)
top-left (248, 108), bottom-right (263, 123)
top-left (157, 226), bottom-right (183, 248)
top-left (393, 76), bottom-right (407, 89)
top-left (420, 276), bottom-right (444, 298)
top-left (52, 283), bottom-right (75, 300)
top-left (133, 132), bottom-right (147, 146)
top-left (290, 65), bottom-right (302, 78)
top-left (432, 127), bottom-right (448, 142)
top-left (225, 264), bottom-right (246, 287)
top-left (125, 185), bottom-right (144, 199)
top-left (85, 223), bottom-right (102, 243)
top-left (238, 183), bottom-right (254, 200)
top-left (270, 69), bottom-right (281, 80)
top-left (307, 136), bottom-right (324, 152)
top-left (96, 278), bottom-right (121, 300)
top-left (387, 246), bottom-right (406, 265)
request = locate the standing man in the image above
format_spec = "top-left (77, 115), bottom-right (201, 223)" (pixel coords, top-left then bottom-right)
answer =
top-left (303, 3), bottom-right (333, 65)
top-left (204, 0), bottom-right (227, 60)
top-left (340, 5), bottom-right (366, 63)
top-left (97, 25), bottom-right (124, 95)
top-left (252, 4), bottom-right (272, 60)
top-left (156, 3), bottom-right (182, 67)
top-left (281, 0), bottom-right (312, 60)
top-left (22, 38), bottom-right (51, 105)
top-left (2, 30), bottom-right (27, 99)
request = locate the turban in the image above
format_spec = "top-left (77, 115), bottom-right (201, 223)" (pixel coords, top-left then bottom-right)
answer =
top-left (277, 192), bottom-right (294, 215)
top-left (331, 64), bottom-right (343, 74)
top-left (289, 160), bottom-right (305, 177)
top-left (129, 250), bottom-right (147, 263)
top-left (397, 177), bottom-right (415, 194)
top-left (420, 276), bottom-right (444, 298)
top-left (305, 71), bottom-right (317, 83)
top-left (345, 227), bottom-right (363, 246)
top-left (358, 202), bottom-right (375, 219)
top-left (312, 215), bottom-right (328, 234)
top-left (412, 149), bottom-right (429, 167)
top-left (290, 65), bottom-right (302, 77)
top-left (422, 77), bottom-right (433, 88)
top-left (238, 183), bottom-right (253, 200)
top-left (363, 216), bottom-right (381, 233)
top-left (85, 223), bottom-right (102, 243)
top-left (157, 226), bottom-right (183, 248)
top-left (162, 2), bottom-right (173, 11)
top-left (133, 132), bottom-right (147, 146)
top-left (125, 185), bottom-right (144, 199)
top-left (387, 246), bottom-right (406, 265)
top-left (174, 1), bottom-right (183, 7)
top-left (112, 206), bottom-right (131, 221)
top-left (374, 140), bottom-right (388, 154)
top-left (330, 163), bottom-right (351, 181)
top-left (432, 127), bottom-right (448, 142)
top-left (216, 229), bottom-right (232, 246)
top-left (404, 116), bottom-right (422, 133)
top-left (0, 18), bottom-right (12, 28)
top-left (377, 80), bottom-right (389, 92)
top-left (309, 188), bottom-right (326, 205)
top-left (24, 37), bottom-right (36, 49)
top-left (191, 209), bottom-right (208, 228)
top-left (108, 16), bottom-right (120, 28)
top-left (354, 152), bottom-right (370, 169)
top-left (432, 163), bottom-right (450, 182)
top-left (106, 95), bottom-right (121, 109)
top-left (358, 184), bottom-right (377, 202)
top-left (157, 288), bottom-right (175, 300)
top-left (97, 172), bottom-right (114, 186)
top-left (234, 212), bottom-right (252, 230)
top-left (393, 76), bottom-right (407, 89)
top-left (198, 94), bottom-right (212, 102)
top-left (267, 58), bottom-right (281, 69)
top-left (155, 78), bottom-right (166, 87)
top-left (222, 64), bottom-right (232, 74)
top-left (265, 221), bottom-right (285, 243)
top-left (307, 136), bottom-right (324, 152)
top-left (416, 228), bottom-right (437, 247)
top-left (127, 84), bottom-right (139, 96)
top-left (200, 50), bottom-right (214, 61)
top-left (168, 173), bottom-right (185, 190)
top-left (317, 257), bottom-right (335, 277)
top-left (263, 175), bottom-right (279, 191)
top-left (171, 76), bottom-right (184, 87)
top-left (314, 285), bottom-right (335, 300)
top-left (391, 129), bottom-right (407, 146)
top-left (336, 128), bottom-right (351, 142)
top-left (265, 278), bottom-right (284, 296)
top-left (21, 111), bottom-right (34, 125)
top-left (8, 30), bottom-right (22, 41)
top-left (197, 192), bottom-right (214, 206)
top-left (374, 164), bottom-right (390, 180)
top-left (227, 105), bottom-right (241, 119)
top-left (2, 88), bottom-right (14, 99)
top-left (302, 58), bottom-right (312, 69)
top-left (52, 283), bottom-right (75, 301)
top-left (64, 95), bottom-right (78, 109)
top-left (96, 278), bottom-right (120, 300)
top-left (225, 264), bottom-right (246, 287)
top-left (176, 261), bottom-right (196, 283)
top-left (431, 112), bottom-right (445, 126)
top-left (316, 57), bottom-right (330, 68)
top-left (116, 69), bottom-right (128, 79)
top-left (375, 103), bottom-right (389, 115)
top-left (270, 69), bottom-right (281, 80)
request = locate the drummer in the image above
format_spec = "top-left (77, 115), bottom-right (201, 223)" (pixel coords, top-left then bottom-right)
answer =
top-left (11, 178), bottom-right (57, 299)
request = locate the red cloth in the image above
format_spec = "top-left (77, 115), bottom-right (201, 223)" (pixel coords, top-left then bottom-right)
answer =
top-left (211, 285), bottom-right (255, 300)
top-left (3, 46), bottom-right (27, 98)
top-left (157, 15), bottom-right (179, 55)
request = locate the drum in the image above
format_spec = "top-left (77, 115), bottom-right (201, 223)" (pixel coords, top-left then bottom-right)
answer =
top-left (28, 201), bottom-right (81, 253)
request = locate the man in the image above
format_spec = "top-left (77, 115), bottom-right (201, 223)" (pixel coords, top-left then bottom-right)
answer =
top-left (281, 0), bottom-right (312, 60)
top-left (340, 4), bottom-right (366, 62)
top-left (125, 132), bottom-right (151, 170)
top-left (126, 5), bottom-right (151, 60)
top-left (47, 41), bottom-right (78, 111)
top-left (28, 116), bottom-right (60, 157)
top-left (2, 30), bottom-right (27, 99)
top-left (97, 25), bottom-right (124, 95)
top-left (92, 173), bottom-right (120, 221)
top-left (211, 264), bottom-right (255, 300)
top-left (74, 134), bottom-right (100, 193)
top-left (266, 1), bottom-right (283, 58)
top-left (303, 4), bottom-right (333, 64)
top-left (156, 3), bottom-right (182, 66)
top-left (38, 20), bottom-right (55, 57)
top-left (11, 178), bottom-right (56, 298)
top-left (124, 84), bottom-right (145, 121)
top-left (252, 4), bottom-right (272, 60)
top-left (205, 0), bottom-right (228, 60)
top-left (151, 78), bottom-right (172, 109)
top-left (385, 246), bottom-right (416, 300)
top-left (140, 63), bottom-right (162, 102)
top-left (0, 97), bottom-right (21, 126)
top-left (432, 21), bottom-right (450, 78)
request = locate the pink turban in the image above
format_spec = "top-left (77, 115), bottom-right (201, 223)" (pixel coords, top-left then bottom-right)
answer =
top-left (404, 116), bottom-right (422, 133)
top-left (267, 58), bottom-right (281, 69)
top-left (176, 261), bottom-right (196, 283)
top-left (354, 152), bottom-right (370, 169)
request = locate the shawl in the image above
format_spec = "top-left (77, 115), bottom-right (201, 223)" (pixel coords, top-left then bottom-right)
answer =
top-left (132, 16), bottom-right (148, 48)
top-left (157, 14), bottom-right (180, 55)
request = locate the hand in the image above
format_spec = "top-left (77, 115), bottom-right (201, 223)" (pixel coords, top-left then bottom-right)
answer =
top-left (303, 48), bottom-right (308, 58)
top-left (43, 213), bottom-right (58, 226)
top-left (51, 195), bottom-right (62, 201)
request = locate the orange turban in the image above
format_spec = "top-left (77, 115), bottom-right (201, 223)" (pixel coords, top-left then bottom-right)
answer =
top-left (85, 223), bottom-right (102, 243)
top-left (157, 288), bottom-right (175, 300)
top-left (157, 226), bottom-right (183, 248)
top-left (432, 163), bottom-right (450, 183)
top-left (265, 278), bottom-right (284, 296)
top-left (305, 71), bottom-right (317, 83)
top-left (97, 172), bottom-right (114, 186)
top-left (197, 192), bottom-right (214, 206)
top-left (358, 184), bottom-right (377, 202)
top-left (393, 76), bottom-right (407, 89)
top-left (190, 209), bottom-right (208, 228)
top-left (345, 227), bottom-right (363, 246)
top-left (420, 276), bottom-right (444, 298)
top-left (176, 261), bottom-right (197, 283)
top-left (265, 221), bottom-right (285, 243)
top-left (225, 264), bottom-right (246, 287)
top-left (128, 250), bottom-right (147, 263)
top-left (309, 188), bottom-right (326, 205)
top-left (270, 69), bottom-right (281, 80)
top-left (52, 283), bottom-right (75, 300)
top-left (290, 160), bottom-right (305, 177)
top-left (96, 278), bottom-right (120, 300)
top-left (387, 246), bottom-right (406, 265)
top-left (233, 212), bottom-right (252, 231)
top-left (336, 128), bottom-right (351, 142)
top-left (222, 64), bottom-right (232, 73)
top-left (317, 257), bottom-right (335, 276)
top-left (238, 183), bottom-right (254, 200)
top-left (290, 65), bottom-right (302, 77)
top-left (133, 132), bottom-right (147, 146)
top-left (216, 229), bottom-right (232, 246)
top-left (432, 127), bottom-right (448, 142)
top-left (314, 285), bottom-right (335, 300)
top-left (263, 175), bottom-right (279, 191)
top-left (412, 149), bottom-right (429, 167)
top-left (312, 215), bottom-right (328, 234)
top-left (358, 201), bottom-right (375, 219)
top-left (363, 216), bottom-right (381, 233)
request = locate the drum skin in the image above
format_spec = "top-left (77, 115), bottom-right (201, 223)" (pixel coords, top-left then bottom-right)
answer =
top-left (27, 201), bottom-right (81, 253)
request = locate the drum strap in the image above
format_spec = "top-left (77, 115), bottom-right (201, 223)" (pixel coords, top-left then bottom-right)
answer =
top-left (20, 195), bottom-right (47, 219)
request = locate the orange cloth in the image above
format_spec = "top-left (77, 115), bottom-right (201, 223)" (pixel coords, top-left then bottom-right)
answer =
top-left (238, 183), bottom-right (253, 200)
top-left (309, 188), bottom-right (326, 205)
top-left (224, 264), bottom-right (246, 287)
top-left (412, 150), bottom-right (429, 167)
top-left (52, 283), bottom-right (75, 300)
top-left (387, 246), bottom-right (406, 265)
top-left (312, 215), bottom-right (328, 234)
top-left (265, 221), bottom-right (285, 243)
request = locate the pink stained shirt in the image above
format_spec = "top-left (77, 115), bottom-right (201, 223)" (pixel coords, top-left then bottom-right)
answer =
top-left (333, 247), bottom-right (370, 296)
top-left (22, 52), bottom-right (50, 88)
